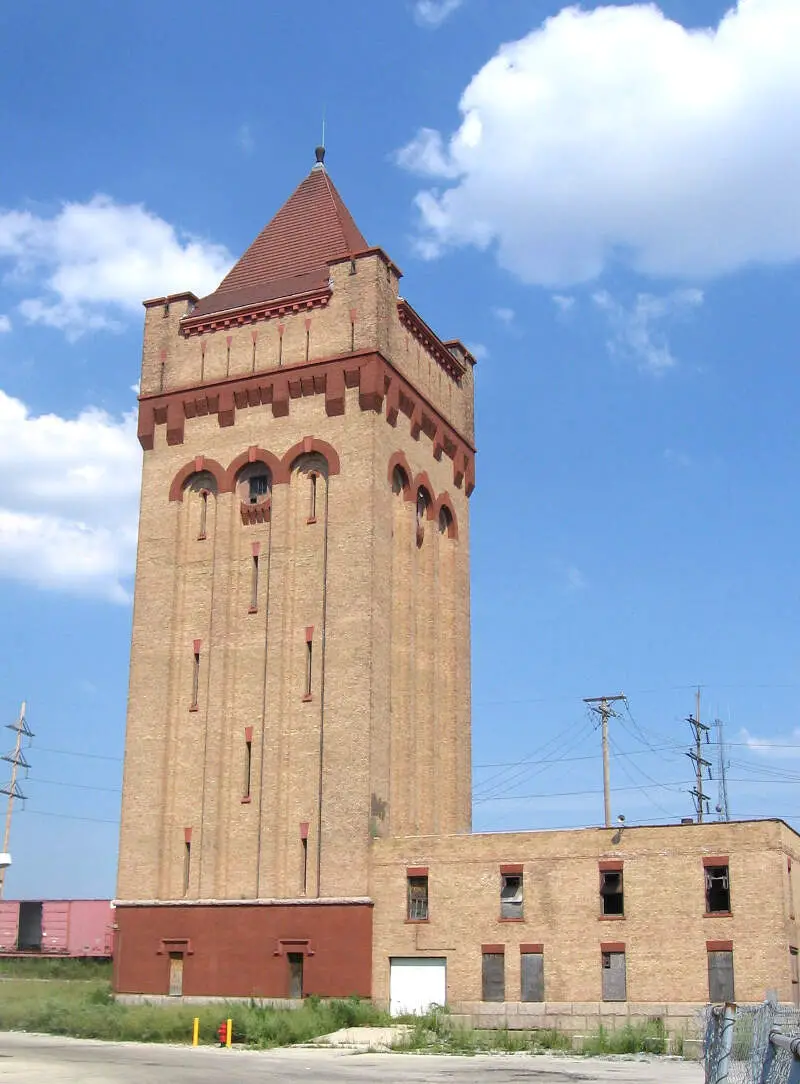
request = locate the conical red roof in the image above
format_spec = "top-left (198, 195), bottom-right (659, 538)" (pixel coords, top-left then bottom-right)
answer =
top-left (191, 164), bottom-right (368, 319)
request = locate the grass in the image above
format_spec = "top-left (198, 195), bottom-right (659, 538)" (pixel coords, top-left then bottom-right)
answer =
top-left (392, 1006), bottom-right (573, 1055)
top-left (580, 1018), bottom-right (668, 1056)
top-left (0, 979), bottom-right (390, 1047)
top-left (0, 958), bottom-right (112, 981)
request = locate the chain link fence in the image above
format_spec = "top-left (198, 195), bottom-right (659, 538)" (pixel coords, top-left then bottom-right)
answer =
top-left (704, 1002), bottom-right (800, 1084)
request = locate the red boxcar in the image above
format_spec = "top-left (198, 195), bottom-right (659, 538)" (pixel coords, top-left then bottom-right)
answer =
top-left (0, 900), bottom-right (113, 958)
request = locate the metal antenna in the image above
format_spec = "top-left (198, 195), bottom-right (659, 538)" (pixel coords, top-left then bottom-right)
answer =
top-left (0, 702), bottom-right (33, 899)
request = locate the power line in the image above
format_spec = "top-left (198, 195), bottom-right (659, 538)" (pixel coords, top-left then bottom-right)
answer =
top-left (20, 809), bottom-right (119, 826)
top-left (26, 777), bottom-right (120, 794)
top-left (35, 745), bottom-right (122, 763)
top-left (474, 744), bottom-right (679, 769)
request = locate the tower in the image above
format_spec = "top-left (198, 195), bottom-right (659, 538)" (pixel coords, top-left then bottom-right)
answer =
top-left (115, 152), bottom-right (475, 998)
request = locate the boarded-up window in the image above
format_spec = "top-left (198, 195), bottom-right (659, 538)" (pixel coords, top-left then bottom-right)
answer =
top-left (521, 952), bottom-right (544, 1002)
top-left (407, 876), bottom-right (429, 921)
top-left (602, 951), bottom-right (627, 1001)
top-left (705, 865), bottom-right (731, 913)
top-left (168, 953), bottom-right (183, 997)
top-left (600, 870), bottom-right (624, 916)
top-left (708, 950), bottom-right (735, 1003)
top-left (500, 874), bottom-right (523, 919)
top-left (482, 952), bottom-right (505, 1002)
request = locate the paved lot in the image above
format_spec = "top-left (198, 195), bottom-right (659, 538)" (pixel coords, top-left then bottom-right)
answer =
top-left (0, 1033), bottom-right (703, 1083)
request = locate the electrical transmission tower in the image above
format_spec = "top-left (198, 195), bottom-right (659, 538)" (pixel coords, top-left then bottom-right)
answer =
top-left (0, 702), bottom-right (33, 899)
top-left (714, 717), bottom-right (730, 821)
top-left (686, 688), bottom-right (711, 823)
top-left (583, 693), bottom-right (626, 828)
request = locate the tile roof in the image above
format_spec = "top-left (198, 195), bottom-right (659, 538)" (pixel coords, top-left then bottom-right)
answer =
top-left (190, 165), bottom-right (368, 320)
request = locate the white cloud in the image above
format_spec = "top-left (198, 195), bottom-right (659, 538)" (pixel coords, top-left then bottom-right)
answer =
top-left (237, 123), bottom-right (255, 155)
top-left (413, 0), bottom-right (463, 28)
top-left (399, 0), bottom-right (800, 285)
top-left (0, 315), bottom-right (11, 333)
top-left (552, 294), bottom-right (575, 315)
top-left (740, 728), bottom-right (800, 757)
top-left (0, 388), bottom-right (140, 602)
top-left (492, 305), bottom-right (514, 325)
top-left (592, 288), bottom-right (703, 373)
top-left (467, 341), bottom-right (489, 361)
top-left (566, 565), bottom-right (585, 591)
top-left (0, 196), bottom-right (232, 338)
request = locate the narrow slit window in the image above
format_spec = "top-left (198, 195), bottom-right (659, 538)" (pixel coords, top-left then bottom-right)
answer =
top-left (500, 873), bottom-right (524, 919)
top-left (600, 869), bottom-right (624, 916)
top-left (250, 554), bottom-right (259, 612)
top-left (302, 837), bottom-right (308, 895)
top-left (243, 738), bottom-right (252, 800)
top-left (304, 639), bottom-right (313, 698)
top-left (190, 649), bottom-right (200, 710)
top-left (705, 865), bottom-right (731, 914)
top-left (305, 328), bottom-right (310, 362)
top-left (407, 876), bottom-right (429, 921)
top-left (350, 320), bottom-right (355, 351)
top-left (309, 473), bottom-right (317, 521)
top-left (183, 841), bottom-right (191, 896)
top-left (198, 490), bottom-right (208, 539)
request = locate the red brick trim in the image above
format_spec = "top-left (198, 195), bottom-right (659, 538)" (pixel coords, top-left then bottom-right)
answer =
top-left (184, 828), bottom-right (192, 843)
top-left (520, 944), bottom-right (543, 953)
top-left (251, 542), bottom-right (261, 557)
top-left (273, 938), bottom-right (315, 957)
top-left (224, 447), bottom-right (289, 488)
top-left (240, 796), bottom-right (252, 804)
top-left (305, 626), bottom-right (314, 642)
top-left (168, 458), bottom-right (227, 502)
top-left (397, 299), bottom-right (466, 380)
top-left (139, 348), bottom-right (475, 495)
top-left (283, 436), bottom-right (341, 476)
top-left (406, 867), bottom-right (428, 877)
top-left (703, 856), bottom-right (729, 867)
top-left (192, 639), bottom-right (202, 653)
top-left (181, 287), bottom-right (331, 337)
top-left (241, 500), bottom-right (271, 525)
top-left (500, 864), bottom-right (523, 875)
top-left (498, 917), bottom-right (525, 923)
top-left (300, 822), bottom-right (310, 841)
top-left (707, 940), bottom-right (733, 952)
top-left (599, 860), bottom-right (624, 871)
top-left (599, 915), bottom-right (626, 922)
top-left (481, 944), bottom-right (505, 954)
top-left (704, 912), bottom-right (733, 918)
top-left (600, 942), bottom-right (625, 952)
top-left (157, 937), bottom-right (194, 955)
top-left (244, 726), bottom-right (253, 742)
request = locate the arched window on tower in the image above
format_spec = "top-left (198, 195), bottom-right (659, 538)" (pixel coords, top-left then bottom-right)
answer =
top-left (416, 487), bottom-right (431, 548)
top-left (236, 464), bottom-right (271, 506)
top-left (183, 471), bottom-right (218, 540)
top-left (292, 453), bottom-right (328, 525)
top-left (438, 504), bottom-right (454, 537)
top-left (392, 465), bottom-right (409, 496)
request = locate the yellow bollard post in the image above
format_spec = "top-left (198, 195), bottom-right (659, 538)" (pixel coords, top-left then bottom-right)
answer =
top-left (192, 1017), bottom-right (199, 1047)
top-left (226, 1018), bottom-right (232, 1048)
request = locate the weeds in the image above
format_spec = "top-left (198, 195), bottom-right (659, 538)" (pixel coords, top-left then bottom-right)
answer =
top-left (581, 1018), bottom-right (667, 1056)
top-left (0, 958), bottom-right (111, 981)
top-left (391, 1005), bottom-right (572, 1055)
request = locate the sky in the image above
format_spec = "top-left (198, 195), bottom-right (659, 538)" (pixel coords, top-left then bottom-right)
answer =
top-left (1, 0), bottom-right (799, 899)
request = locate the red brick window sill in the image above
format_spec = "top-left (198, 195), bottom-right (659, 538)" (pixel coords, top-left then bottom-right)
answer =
top-left (498, 917), bottom-right (525, 923)
top-left (241, 796), bottom-right (252, 805)
top-left (301, 694), bottom-right (313, 703)
top-left (307, 517), bottom-right (317, 525)
top-left (405, 919), bottom-right (429, 925)
top-left (188, 705), bottom-right (199, 713)
top-left (704, 911), bottom-right (733, 918)
top-left (248, 606), bottom-right (258, 614)
top-left (599, 915), bottom-right (626, 921)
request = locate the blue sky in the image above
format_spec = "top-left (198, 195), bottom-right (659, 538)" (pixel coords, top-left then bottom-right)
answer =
top-left (1, 0), bottom-right (799, 898)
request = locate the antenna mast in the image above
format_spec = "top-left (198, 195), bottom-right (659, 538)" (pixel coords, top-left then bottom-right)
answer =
top-left (714, 717), bottom-right (730, 821)
top-left (686, 687), bottom-right (711, 823)
top-left (0, 702), bottom-right (33, 899)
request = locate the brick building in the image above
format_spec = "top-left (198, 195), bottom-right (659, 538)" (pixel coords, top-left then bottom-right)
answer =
top-left (115, 150), bottom-right (800, 1028)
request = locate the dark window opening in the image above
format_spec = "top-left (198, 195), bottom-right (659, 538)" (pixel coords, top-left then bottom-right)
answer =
top-left (407, 876), bottom-right (429, 921)
top-left (249, 474), bottom-right (270, 504)
top-left (309, 473), bottom-right (317, 521)
top-left (250, 555), bottom-right (259, 611)
top-left (601, 870), bottom-right (624, 916)
top-left (500, 873), bottom-right (523, 919)
top-left (183, 841), bottom-right (191, 896)
top-left (392, 466), bottom-right (408, 496)
top-left (305, 329), bottom-right (310, 362)
top-left (602, 951), bottom-right (627, 1001)
top-left (243, 738), bottom-right (252, 800)
top-left (482, 952), bottom-right (505, 1002)
top-left (705, 865), bottom-right (731, 913)
top-left (302, 837), bottom-right (308, 895)
top-left (198, 490), bottom-right (208, 539)
top-left (708, 950), bottom-right (734, 1002)
top-left (304, 640), bottom-right (313, 698)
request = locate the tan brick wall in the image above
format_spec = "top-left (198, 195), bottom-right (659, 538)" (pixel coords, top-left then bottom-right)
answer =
top-left (117, 246), bottom-right (474, 905)
top-left (370, 820), bottom-right (796, 1006)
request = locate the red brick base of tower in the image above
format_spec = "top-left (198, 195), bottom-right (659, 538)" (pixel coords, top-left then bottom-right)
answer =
top-left (112, 900), bottom-right (372, 999)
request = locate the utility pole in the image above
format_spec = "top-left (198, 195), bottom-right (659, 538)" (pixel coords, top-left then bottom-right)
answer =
top-left (584, 694), bottom-right (626, 828)
top-left (0, 702), bottom-right (33, 899)
top-left (714, 717), bottom-right (730, 822)
top-left (686, 687), bottom-right (711, 823)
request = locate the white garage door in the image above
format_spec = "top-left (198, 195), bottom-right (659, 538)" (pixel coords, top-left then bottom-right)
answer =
top-left (389, 957), bottom-right (447, 1016)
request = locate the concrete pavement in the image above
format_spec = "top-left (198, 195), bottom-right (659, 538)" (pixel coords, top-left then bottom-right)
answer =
top-left (0, 1032), bottom-right (704, 1083)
